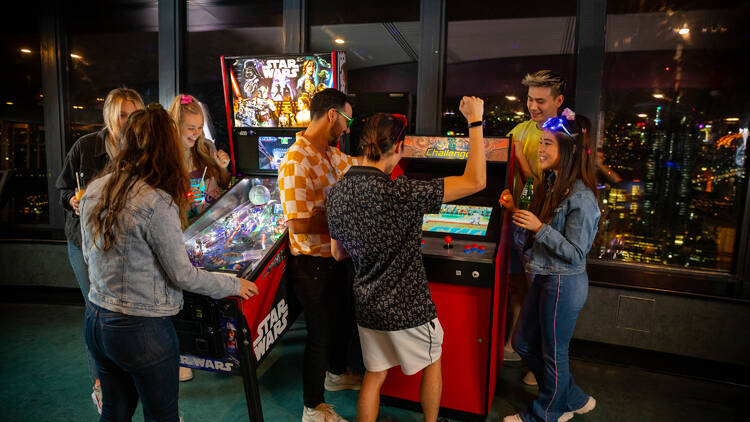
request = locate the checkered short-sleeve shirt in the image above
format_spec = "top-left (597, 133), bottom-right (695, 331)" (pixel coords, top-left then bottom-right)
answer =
top-left (278, 133), bottom-right (360, 257)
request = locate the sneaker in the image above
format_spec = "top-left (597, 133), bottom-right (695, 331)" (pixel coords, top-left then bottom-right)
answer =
top-left (179, 367), bottom-right (194, 382)
top-left (558, 396), bottom-right (596, 422)
top-left (503, 346), bottom-right (522, 363)
top-left (522, 370), bottom-right (537, 386)
top-left (91, 379), bottom-right (102, 414)
top-left (502, 414), bottom-right (523, 422)
top-left (324, 370), bottom-right (362, 391)
top-left (302, 403), bottom-right (348, 422)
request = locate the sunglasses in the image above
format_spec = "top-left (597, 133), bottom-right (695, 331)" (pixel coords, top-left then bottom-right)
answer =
top-left (392, 114), bottom-right (407, 143)
top-left (542, 117), bottom-right (575, 140)
top-left (335, 109), bottom-right (354, 128)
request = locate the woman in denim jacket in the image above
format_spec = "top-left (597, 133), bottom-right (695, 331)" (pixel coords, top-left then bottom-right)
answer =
top-left (500, 113), bottom-right (600, 422)
top-left (79, 105), bottom-right (258, 422)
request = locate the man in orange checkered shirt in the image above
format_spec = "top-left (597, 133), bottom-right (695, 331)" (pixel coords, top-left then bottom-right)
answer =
top-left (278, 88), bottom-right (361, 422)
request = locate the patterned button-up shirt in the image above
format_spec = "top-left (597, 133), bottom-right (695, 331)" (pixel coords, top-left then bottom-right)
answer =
top-left (278, 132), bottom-right (359, 257)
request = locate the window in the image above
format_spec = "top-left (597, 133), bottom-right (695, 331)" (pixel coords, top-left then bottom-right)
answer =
top-left (66, 0), bottom-right (159, 150)
top-left (185, 0), bottom-right (283, 155)
top-left (0, 13), bottom-right (47, 227)
top-left (442, 3), bottom-right (577, 137)
top-left (309, 0), bottom-right (420, 146)
top-left (593, 1), bottom-right (748, 272)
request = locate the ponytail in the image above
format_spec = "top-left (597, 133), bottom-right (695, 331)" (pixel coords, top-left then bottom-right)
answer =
top-left (358, 113), bottom-right (407, 162)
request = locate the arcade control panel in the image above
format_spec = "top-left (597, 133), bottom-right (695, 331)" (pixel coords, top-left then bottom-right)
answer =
top-left (421, 235), bottom-right (496, 287)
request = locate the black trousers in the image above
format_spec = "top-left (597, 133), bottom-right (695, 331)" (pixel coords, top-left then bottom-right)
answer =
top-left (288, 254), bottom-right (355, 408)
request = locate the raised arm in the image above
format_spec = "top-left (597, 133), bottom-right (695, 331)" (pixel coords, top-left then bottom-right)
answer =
top-left (443, 96), bottom-right (487, 203)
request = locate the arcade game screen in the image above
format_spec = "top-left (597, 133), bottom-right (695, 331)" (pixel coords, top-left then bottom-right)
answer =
top-left (258, 136), bottom-right (294, 170)
top-left (185, 178), bottom-right (286, 274)
top-left (422, 204), bottom-right (493, 236)
top-left (230, 55), bottom-right (335, 128)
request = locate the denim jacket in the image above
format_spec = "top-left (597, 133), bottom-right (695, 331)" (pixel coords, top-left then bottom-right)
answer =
top-left (513, 179), bottom-right (600, 275)
top-left (79, 174), bottom-right (240, 317)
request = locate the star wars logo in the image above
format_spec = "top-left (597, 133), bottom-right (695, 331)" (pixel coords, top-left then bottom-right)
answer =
top-left (180, 355), bottom-right (235, 372)
top-left (261, 59), bottom-right (299, 80)
top-left (253, 298), bottom-right (289, 361)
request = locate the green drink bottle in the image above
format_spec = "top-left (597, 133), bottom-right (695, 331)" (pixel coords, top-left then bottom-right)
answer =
top-left (518, 177), bottom-right (534, 210)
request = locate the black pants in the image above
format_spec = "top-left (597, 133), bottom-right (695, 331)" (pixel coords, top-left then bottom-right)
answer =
top-left (289, 254), bottom-right (355, 408)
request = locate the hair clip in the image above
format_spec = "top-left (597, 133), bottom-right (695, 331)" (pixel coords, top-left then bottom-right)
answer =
top-left (561, 107), bottom-right (576, 120)
top-left (146, 102), bottom-right (162, 111)
top-left (180, 95), bottom-right (193, 105)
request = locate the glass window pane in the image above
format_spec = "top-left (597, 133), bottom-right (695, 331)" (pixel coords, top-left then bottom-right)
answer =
top-left (186, 0), bottom-right (283, 155)
top-left (443, 2), bottom-right (577, 137)
top-left (310, 0), bottom-right (420, 142)
top-left (0, 14), bottom-right (47, 227)
top-left (67, 1), bottom-right (159, 150)
top-left (593, 2), bottom-right (749, 272)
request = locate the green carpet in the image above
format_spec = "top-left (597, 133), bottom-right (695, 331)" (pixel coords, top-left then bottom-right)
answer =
top-left (0, 303), bottom-right (745, 421)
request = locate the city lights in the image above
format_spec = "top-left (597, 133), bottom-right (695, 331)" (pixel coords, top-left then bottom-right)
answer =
top-left (725, 117), bottom-right (739, 122)
top-left (637, 113), bottom-right (648, 118)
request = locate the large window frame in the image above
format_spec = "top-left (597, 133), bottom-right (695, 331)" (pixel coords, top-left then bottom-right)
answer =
top-left (31, 0), bottom-right (749, 298)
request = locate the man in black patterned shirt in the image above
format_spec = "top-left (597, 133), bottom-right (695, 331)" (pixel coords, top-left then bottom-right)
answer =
top-left (326, 97), bottom-right (485, 422)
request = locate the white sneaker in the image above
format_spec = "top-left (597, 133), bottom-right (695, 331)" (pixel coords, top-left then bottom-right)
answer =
top-left (302, 403), bottom-right (348, 422)
top-left (502, 414), bottom-right (523, 422)
top-left (324, 371), bottom-right (362, 391)
top-left (179, 367), bottom-right (194, 382)
top-left (91, 379), bottom-right (102, 414)
top-left (558, 396), bottom-right (596, 422)
top-left (522, 370), bottom-right (537, 386)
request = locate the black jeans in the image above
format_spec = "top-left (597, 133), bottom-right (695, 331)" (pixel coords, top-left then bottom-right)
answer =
top-left (289, 254), bottom-right (355, 408)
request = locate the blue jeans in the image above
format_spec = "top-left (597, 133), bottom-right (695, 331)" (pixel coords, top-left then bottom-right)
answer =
top-left (512, 273), bottom-right (591, 422)
top-left (68, 242), bottom-right (97, 381)
top-left (67, 242), bottom-right (91, 303)
top-left (84, 303), bottom-right (180, 422)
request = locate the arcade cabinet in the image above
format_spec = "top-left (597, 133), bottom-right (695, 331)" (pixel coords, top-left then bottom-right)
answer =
top-left (172, 52), bottom-right (347, 422)
top-left (381, 135), bottom-right (515, 421)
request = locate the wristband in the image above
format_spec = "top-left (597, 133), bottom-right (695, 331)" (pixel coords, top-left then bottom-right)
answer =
top-left (468, 120), bottom-right (483, 128)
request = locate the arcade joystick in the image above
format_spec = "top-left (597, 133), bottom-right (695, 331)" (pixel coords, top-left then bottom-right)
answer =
top-left (443, 236), bottom-right (453, 249)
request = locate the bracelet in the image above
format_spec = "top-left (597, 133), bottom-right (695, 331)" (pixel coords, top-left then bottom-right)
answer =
top-left (468, 120), bottom-right (483, 128)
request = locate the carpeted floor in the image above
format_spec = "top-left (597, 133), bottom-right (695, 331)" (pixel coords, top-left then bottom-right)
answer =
top-left (0, 303), bottom-right (746, 422)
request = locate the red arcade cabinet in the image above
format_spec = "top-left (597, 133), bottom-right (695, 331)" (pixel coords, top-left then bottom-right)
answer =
top-left (173, 52), bottom-right (346, 422)
top-left (381, 135), bottom-right (516, 421)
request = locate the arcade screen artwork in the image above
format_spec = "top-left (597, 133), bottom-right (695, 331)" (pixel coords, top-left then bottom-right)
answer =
top-left (185, 178), bottom-right (286, 274)
top-left (230, 54), bottom-right (336, 128)
top-left (422, 204), bottom-right (493, 236)
top-left (258, 136), bottom-right (294, 170)
top-left (403, 136), bottom-right (509, 162)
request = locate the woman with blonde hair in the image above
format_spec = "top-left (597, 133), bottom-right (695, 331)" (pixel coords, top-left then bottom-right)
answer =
top-left (54, 86), bottom-right (144, 412)
top-left (168, 94), bottom-right (231, 222)
top-left (79, 104), bottom-right (258, 421)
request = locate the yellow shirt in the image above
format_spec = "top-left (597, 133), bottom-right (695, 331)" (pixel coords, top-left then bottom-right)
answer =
top-left (508, 120), bottom-right (543, 199)
top-left (278, 133), bottom-right (360, 257)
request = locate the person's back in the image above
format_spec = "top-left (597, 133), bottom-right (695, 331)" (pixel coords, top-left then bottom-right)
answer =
top-left (327, 98), bottom-right (485, 422)
top-left (327, 167), bottom-right (441, 331)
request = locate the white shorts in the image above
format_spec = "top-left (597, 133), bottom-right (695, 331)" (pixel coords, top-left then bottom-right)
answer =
top-left (358, 318), bottom-right (444, 376)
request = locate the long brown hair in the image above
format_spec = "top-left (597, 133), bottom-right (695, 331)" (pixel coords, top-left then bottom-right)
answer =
top-left (88, 106), bottom-right (189, 251)
top-left (531, 115), bottom-right (598, 223)
top-left (359, 113), bottom-right (407, 161)
top-left (167, 94), bottom-right (226, 185)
